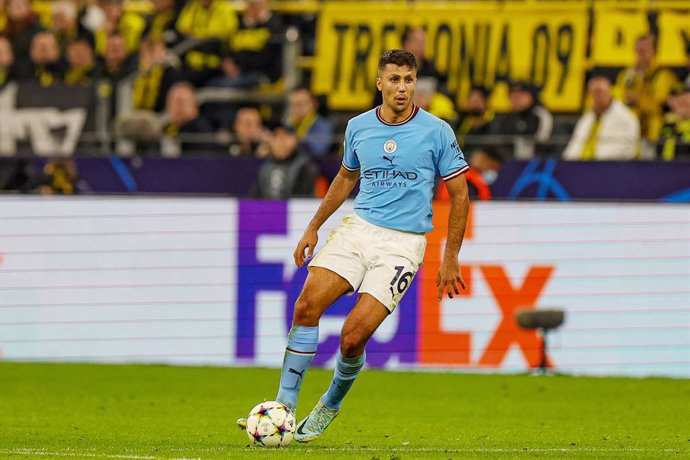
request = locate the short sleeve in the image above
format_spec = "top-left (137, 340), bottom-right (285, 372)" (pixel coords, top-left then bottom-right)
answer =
top-left (342, 122), bottom-right (360, 171)
top-left (436, 121), bottom-right (469, 181)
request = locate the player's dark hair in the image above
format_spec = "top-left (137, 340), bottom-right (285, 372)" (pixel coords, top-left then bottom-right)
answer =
top-left (378, 49), bottom-right (417, 73)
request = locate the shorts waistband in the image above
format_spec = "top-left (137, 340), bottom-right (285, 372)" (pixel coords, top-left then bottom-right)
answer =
top-left (350, 213), bottom-right (425, 238)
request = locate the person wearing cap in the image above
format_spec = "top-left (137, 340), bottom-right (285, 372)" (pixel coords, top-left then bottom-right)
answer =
top-left (563, 75), bottom-right (639, 161)
top-left (658, 82), bottom-right (690, 161)
top-left (490, 80), bottom-right (553, 159)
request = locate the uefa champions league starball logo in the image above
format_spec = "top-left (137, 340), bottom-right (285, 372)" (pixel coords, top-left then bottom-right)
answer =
top-left (383, 139), bottom-right (397, 154)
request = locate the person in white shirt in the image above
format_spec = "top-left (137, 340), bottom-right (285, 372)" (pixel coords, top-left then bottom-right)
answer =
top-left (563, 76), bottom-right (640, 161)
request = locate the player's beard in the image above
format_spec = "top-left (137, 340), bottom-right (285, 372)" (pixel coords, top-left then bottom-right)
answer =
top-left (391, 94), bottom-right (412, 115)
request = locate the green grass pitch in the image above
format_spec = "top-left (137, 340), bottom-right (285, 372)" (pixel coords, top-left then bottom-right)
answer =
top-left (0, 362), bottom-right (688, 459)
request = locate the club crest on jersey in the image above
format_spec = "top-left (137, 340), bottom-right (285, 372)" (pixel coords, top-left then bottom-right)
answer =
top-left (383, 139), bottom-right (397, 154)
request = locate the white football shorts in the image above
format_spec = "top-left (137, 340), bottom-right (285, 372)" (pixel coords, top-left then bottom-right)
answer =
top-left (308, 213), bottom-right (427, 313)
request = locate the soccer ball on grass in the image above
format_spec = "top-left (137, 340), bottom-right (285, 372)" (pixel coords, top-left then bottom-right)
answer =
top-left (245, 401), bottom-right (296, 447)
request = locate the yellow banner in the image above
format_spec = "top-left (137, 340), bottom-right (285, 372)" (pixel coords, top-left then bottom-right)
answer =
top-left (591, 7), bottom-right (649, 67)
top-left (313, 3), bottom-right (589, 112)
top-left (657, 11), bottom-right (690, 66)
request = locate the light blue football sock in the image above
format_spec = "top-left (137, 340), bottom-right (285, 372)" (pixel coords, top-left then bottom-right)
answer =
top-left (321, 352), bottom-right (366, 410)
top-left (276, 325), bottom-right (318, 411)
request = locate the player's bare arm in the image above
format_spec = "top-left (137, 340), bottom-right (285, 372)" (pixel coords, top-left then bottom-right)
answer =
top-left (293, 166), bottom-right (360, 267)
top-left (437, 174), bottom-right (470, 300)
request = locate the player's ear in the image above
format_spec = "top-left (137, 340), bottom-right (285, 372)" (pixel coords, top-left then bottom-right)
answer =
top-left (376, 77), bottom-right (382, 91)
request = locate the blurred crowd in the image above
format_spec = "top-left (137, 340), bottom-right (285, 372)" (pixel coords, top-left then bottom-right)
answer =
top-left (1, 0), bottom-right (689, 198)
top-left (422, 31), bottom-right (690, 185)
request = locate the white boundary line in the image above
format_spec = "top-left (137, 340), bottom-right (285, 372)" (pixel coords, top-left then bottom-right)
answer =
top-left (0, 450), bottom-right (201, 460)
top-left (3, 446), bottom-right (686, 457)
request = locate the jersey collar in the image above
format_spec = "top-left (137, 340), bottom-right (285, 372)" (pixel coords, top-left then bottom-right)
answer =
top-left (376, 104), bottom-right (419, 126)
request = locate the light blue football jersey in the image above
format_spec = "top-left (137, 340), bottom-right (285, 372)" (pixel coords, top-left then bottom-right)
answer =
top-left (342, 105), bottom-right (468, 233)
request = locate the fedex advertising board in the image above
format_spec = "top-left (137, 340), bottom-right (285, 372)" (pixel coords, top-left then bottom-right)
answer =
top-left (0, 197), bottom-right (688, 377)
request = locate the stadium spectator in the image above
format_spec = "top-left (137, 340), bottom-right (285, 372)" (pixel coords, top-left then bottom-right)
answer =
top-left (201, 0), bottom-right (284, 128)
top-left (4, 0), bottom-right (43, 59)
top-left (19, 31), bottom-right (65, 86)
top-left (413, 76), bottom-right (457, 126)
top-left (132, 37), bottom-right (176, 112)
top-left (98, 32), bottom-right (137, 117)
top-left (50, 0), bottom-right (95, 53)
top-left (0, 36), bottom-right (17, 86)
top-left (457, 85), bottom-right (495, 149)
top-left (563, 76), bottom-right (639, 161)
top-left (401, 26), bottom-right (446, 90)
top-left (286, 86), bottom-right (333, 158)
top-left (228, 106), bottom-right (270, 157)
top-left (95, 0), bottom-right (145, 55)
top-left (615, 34), bottom-right (678, 159)
top-left (403, 25), bottom-right (458, 118)
top-left (255, 123), bottom-right (318, 199)
top-left (468, 146), bottom-right (503, 186)
top-left (163, 81), bottom-right (215, 155)
top-left (175, 0), bottom-right (237, 85)
top-left (143, 0), bottom-right (180, 46)
top-left (490, 80), bottom-right (553, 159)
top-left (658, 82), bottom-right (690, 161)
top-left (64, 37), bottom-right (99, 85)
top-left (29, 158), bottom-right (90, 194)
top-left (212, 0), bottom-right (284, 89)
top-left (100, 32), bottom-right (135, 80)
top-left (175, 0), bottom-right (236, 41)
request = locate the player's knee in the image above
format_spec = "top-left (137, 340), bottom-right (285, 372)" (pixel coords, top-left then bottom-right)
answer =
top-left (340, 330), bottom-right (366, 358)
top-left (292, 294), bottom-right (321, 326)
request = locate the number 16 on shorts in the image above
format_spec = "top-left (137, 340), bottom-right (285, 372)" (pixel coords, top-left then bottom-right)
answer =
top-left (389, 265), bottom-right (414, 298)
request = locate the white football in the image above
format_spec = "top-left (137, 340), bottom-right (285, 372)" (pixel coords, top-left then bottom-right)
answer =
top-left (245, 401), bottom-right (296, 447)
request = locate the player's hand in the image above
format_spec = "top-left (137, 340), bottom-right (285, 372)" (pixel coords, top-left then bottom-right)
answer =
top-left (436, 257), bottom-right (466, 300)
top-left (293, 227), bottom-right (318, 268)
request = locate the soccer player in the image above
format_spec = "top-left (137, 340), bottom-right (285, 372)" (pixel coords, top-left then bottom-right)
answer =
top-left (238, 49), bottom-right (470, 442)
